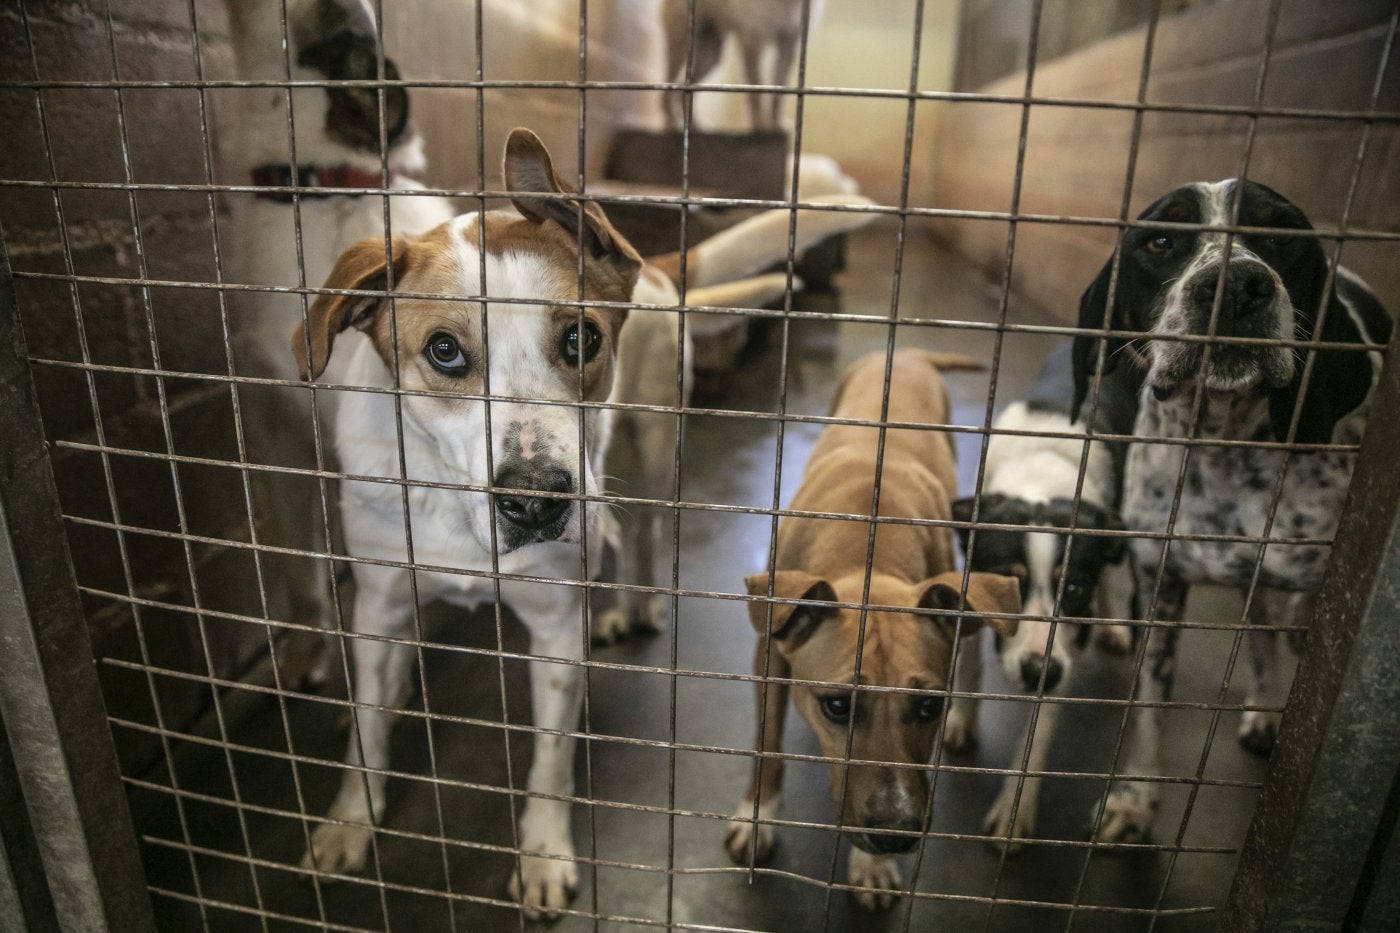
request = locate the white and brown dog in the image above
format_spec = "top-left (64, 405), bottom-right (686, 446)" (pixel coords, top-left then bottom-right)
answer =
top-left (726, 349), bottom-right (1022, 909)
top-left (943, 342), bottom-right (1138, 850)
top-left (290, 125), bottom-right (876, 917)
top-left (663, 0), bottom-right (826, 130)
top-left (1070, 179), bottom-right (1392, 844)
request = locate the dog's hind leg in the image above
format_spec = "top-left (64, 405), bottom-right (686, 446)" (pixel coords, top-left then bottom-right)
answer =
top-left (302, 565), bottom-right (416, 876)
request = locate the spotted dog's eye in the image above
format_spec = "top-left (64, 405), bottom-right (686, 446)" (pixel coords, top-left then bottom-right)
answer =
top-left (1143, 234), bottom-right (1174, 255)
top-left (561, 320), bottom-right (603, 366)
top-left (915, 694), bottom-right (945, 724)
top-left (425, 331), bottom-right (469, 376)
top-left (1061, 581), bottom-right (1088, 603)
top-left (818, 695), bottom-right (852, 724)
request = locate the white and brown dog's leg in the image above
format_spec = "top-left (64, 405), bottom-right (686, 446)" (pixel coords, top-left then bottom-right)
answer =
top-left (302, 564), bottom-right (415, 875)
top-left (942, 629), bottom-right (983, 753)
top-left (985, 698), bottom-right (1061, 852)
top-left (503, 583), bottom-right (588, 921)
top-left (726, 638), bottom-right (789, 864)
top-left (1090, 570), bottom-right (1184, 845)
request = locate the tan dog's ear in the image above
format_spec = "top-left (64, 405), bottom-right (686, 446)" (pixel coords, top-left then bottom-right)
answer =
top-left (292, 234), bottom-right (415, 381)
top-left (503, 127), bottom-right (642, 277)
top-left (916, 571), bottom-right (1022, 640)
top-left (744, 571), bottom-right (838, 651)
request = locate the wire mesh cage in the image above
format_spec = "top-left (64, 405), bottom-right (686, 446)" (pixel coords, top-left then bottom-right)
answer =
top-left (1, 1), bottom-right (1398, 931)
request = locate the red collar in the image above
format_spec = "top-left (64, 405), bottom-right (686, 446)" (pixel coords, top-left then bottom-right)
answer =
top-left (250, 164), bottom-right (394, 201)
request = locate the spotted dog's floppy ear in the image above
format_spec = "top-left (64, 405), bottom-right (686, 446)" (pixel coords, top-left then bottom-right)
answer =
top-left (503, 128), bottom-right (642, 278)
top-left (296, 2), bottom-right (410, 152)
top-left (917, 571), bottom-right (1021, 640)
top-left (744, 571), bottom-right (838, 653)
top-left (1070, 257), bottom-right (1125, 423)
top-left (1267, 244), bottom-right (1391, 445)
top-left (292, 234), bottom-right (416, 381)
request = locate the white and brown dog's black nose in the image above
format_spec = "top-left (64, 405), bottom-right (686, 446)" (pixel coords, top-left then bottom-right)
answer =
top-left (493, 464), bottom-right (573, 546)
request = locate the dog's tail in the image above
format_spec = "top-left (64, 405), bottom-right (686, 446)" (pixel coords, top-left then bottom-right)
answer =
top-left (685, 273), bottom-right (801, 312)
top-left (649, 194), bottom-right (878, 289)
top-left (916, 351), bottom-right (987, 374)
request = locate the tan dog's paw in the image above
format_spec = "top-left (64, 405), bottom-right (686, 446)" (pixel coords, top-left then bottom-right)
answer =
top-left (983, 779), bottom-right (1038, 853)
top-left (942, 706), bottom-right (978, 753)
top-left (725, 796), bottom-right (778, 864)
top-left (1094, 623), bottom-right (1132, 656)
top-left (848, 848), bottom-right (902, 911)
top-left (300, 820), bottom-right (373, 877)
top-left (508, 852), bottom-right (579, 922)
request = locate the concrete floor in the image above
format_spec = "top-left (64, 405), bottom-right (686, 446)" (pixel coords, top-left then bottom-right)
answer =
top-left (131, 225), bottom-right (1274, 932)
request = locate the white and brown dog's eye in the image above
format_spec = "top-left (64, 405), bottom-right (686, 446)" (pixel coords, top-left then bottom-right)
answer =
top-left (561, 320), bottom-right (603, 366)
top-left (424, 331), bottom-right (469, 376)
top-left (1143, 234), bottom-right (1174, 255)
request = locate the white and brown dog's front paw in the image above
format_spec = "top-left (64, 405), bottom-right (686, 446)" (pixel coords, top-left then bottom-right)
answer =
top-left (847, 847), bottom-right (903, 911)
top-left (508, 845), bottom-right (579, 922)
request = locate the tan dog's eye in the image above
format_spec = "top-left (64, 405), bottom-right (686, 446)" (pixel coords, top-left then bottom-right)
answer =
top-left (915, 695), bottom-right (944, 724)
top-left (818, 695), bottom-right (852, 724)
top-left (561, 320), bottom-right (602, 366)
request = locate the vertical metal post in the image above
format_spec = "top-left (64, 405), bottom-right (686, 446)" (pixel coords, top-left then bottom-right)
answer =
top-left (1223, 337), bottom-right (1400, 931)
top-left (0, 229), bottom-right (156, 932)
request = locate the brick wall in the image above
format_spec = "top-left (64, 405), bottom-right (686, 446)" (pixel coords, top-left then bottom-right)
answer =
top-left (930, 0), bottom-right (1400, 323)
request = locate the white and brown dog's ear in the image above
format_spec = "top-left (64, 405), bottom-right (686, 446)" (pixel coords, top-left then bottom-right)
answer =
top-left (744, 571), bottom-right (838, 650)
top-left (503, 128), bottom-right (642, 277)
top-left (292, 233), bottom-right (416, 381)
top-left (917, 571), bottom-right (1021, 640)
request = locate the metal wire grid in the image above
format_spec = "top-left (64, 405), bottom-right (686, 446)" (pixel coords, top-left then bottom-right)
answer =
top-left (1, 0), bottom-right (1396, 930)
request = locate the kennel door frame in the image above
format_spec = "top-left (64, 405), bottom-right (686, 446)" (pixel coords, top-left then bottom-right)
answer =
top-left (0, 230), bottom-right (157, 933)
top-left (1223, 323), bottom-right (1400, 932)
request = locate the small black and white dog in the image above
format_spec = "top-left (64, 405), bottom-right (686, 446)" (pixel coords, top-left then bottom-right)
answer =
top-left (1070, 179), bottom-right (1392, 843)
top-left (945, 342), bottom-right (1140, 848)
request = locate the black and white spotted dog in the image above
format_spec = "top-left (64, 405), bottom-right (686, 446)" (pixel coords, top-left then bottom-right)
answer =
top-left (944, 342), bottom-right (1139, 848)
top-left (1070, 178), bottom-right (1392, 844)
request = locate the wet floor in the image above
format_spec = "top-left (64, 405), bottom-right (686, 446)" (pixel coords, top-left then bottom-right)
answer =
top-left (130, 224), bottom-right (1274, 932)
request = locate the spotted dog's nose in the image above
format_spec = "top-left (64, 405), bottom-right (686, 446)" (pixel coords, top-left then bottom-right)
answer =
top-left (1019, 654), bottom-right (1064, 693)
top-left (493, 465), bottom-right (572, 539)
top-left (1190, 263), bottom-right (1276, 333)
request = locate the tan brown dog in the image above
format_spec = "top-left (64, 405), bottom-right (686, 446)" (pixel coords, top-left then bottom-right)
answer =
top-left (726, 348), bottom-right (1021, 909)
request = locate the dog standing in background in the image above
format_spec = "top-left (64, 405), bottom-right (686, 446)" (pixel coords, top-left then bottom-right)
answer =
top-left (726, 349), bottom-right (1022, 909)
top-left (663, 0), bottom-right (826, 130)
top-left (944, 342), bottom-right (1139, 849)
top-left (1070, 179), bottom-right (1392, 844)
